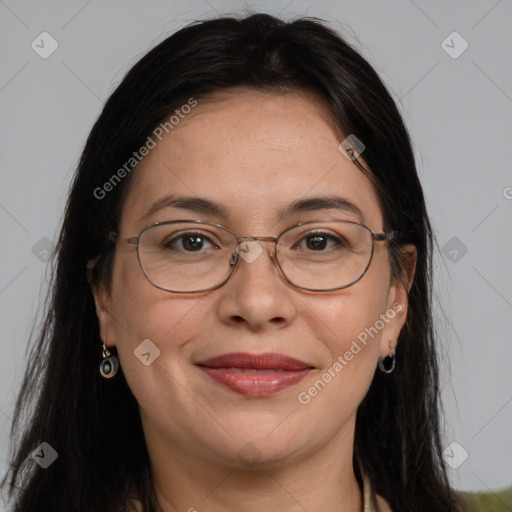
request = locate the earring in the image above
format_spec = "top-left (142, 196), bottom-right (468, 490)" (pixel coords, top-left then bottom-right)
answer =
top-left (99, 342), bottom-right (119, 378)
top-left (378, 347), bottom-right (396, 374)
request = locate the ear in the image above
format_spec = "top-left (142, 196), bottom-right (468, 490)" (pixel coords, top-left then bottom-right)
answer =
top-left (92, 283), bottom-right (116, 348)
top-left (379, 244), bottom-right (417, 358)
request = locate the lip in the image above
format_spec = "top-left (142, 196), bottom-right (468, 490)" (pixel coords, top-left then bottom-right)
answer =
top-left (196, 352), bottom-right (314, 397)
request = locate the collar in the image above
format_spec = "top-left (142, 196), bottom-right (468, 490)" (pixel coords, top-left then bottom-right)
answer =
top-left (361, 469), bottom-right (393, 512)
top-left (362, 469), bottom-right (376, 512)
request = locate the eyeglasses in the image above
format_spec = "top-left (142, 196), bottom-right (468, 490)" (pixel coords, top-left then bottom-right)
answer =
top-left (109, 219), bottom-right (395, 293)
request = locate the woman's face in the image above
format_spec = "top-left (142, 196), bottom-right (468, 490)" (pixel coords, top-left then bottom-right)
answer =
top-left (95, 88), bottom-right (411, 471)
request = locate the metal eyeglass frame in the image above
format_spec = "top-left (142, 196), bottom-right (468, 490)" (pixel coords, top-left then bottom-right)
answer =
top-left (109, 218), bottom-right (396, 293)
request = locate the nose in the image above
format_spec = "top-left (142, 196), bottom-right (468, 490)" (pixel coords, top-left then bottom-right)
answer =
top-left (233, 237), bottom-right (277, 266)
top-left (217, 238), bottom-right (297, 330)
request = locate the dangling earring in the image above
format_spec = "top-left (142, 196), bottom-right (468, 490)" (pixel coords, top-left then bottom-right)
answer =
top-left (99, 342), bottom-right (119, 378)
top-left (378, 347), bottom-right (396, 374)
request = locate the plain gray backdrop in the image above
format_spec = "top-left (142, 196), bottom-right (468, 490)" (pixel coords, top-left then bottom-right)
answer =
top-left (1, 0), bottom-right (511, 499)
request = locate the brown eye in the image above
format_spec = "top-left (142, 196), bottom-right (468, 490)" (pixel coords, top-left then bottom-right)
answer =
top-left (295, 232), bottom-right (345, 252)
top-left (306, 235), bottom-right (328, 250)
top-left (181, 235), bottom-right (205, 251)
top-left (163, 232), bottom-right (214, 252)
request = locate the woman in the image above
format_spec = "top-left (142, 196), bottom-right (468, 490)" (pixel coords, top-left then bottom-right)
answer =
top-left (1, 12), bottom-right (466, 511)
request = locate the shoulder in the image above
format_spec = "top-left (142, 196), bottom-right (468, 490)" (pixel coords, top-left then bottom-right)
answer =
top-left (375, 493), bottom-right (393, 512)
top-left (128, 498), bottom-right (144, 512)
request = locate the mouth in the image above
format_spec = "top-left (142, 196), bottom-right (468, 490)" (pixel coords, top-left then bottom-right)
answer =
top-left (195, 352), bottom-right (314, 397)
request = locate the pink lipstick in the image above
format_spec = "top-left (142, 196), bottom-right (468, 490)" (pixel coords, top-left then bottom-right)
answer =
top-left (196, 352), bottom-right (313, 397)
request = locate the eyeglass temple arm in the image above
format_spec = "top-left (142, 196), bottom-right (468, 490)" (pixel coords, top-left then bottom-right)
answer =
top-left (108, 232), bottom-right (140, 246)
top-left (373, 231), bottom-right (397, 242)
top-left (85, 232), bottom-right (135, 276)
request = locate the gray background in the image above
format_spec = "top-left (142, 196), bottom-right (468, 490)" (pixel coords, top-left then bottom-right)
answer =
top-left (1, 0), bottom-right (511, 498)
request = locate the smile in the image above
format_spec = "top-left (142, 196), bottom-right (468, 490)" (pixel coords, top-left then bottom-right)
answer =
top-left (195, 352), bottom-right (314, 397)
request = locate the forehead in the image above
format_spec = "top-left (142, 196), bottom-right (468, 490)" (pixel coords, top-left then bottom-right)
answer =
top-left (121, 88), bottom-right (383, 232)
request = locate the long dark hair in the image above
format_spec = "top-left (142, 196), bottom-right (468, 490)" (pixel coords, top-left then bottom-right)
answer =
top-left (2, 12), bottom-right (465, 511)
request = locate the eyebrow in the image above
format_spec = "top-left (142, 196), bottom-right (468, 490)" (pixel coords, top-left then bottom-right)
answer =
top-left (140, 194), bottom-right (229, 221)
top-left (140, 194), bottom-right (365, 223)
top-left (280, 196), bottom-right (364, 223)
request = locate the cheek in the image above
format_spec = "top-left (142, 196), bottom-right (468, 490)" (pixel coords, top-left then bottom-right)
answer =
top-left (305, 292), bottom-right (384, 380)
top-left (295, 300), bottom-right (382, 424)
top-left (297, 255), bottom-right (392, 404)
top-left (107, 257), bottom-right (203, 373)
top-left (312, 256), bottom-right (391, 354)
top-left (106, 262), bottom-right (213, 429)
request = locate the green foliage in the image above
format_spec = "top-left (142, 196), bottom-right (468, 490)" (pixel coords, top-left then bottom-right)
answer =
top-left (462, 486), bottom-right (512, 512)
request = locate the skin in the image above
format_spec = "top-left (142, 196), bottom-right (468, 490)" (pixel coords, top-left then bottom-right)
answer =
top-left (94, 87), bottom-right (416, 512)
